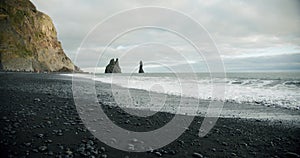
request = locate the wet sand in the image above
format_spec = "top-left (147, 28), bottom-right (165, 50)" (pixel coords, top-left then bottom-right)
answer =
top-left (0, 72), bottom-right (299, 158)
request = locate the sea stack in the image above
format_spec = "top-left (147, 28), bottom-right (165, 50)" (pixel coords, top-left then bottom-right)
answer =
top-left (138, 60), bottom-right (144, 73)
top-left (0, 0), bottom-right (79, 72)
top-left (105, 58), bottom-right (121, 73)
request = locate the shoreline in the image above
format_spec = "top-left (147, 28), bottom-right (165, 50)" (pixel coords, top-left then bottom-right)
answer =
top-left (0, 73), bottom-right (299, 157)
top-left (86, 73), bottom-right (300, 127)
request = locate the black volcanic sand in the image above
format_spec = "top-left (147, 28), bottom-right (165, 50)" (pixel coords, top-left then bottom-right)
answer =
top-left (0, 72), bottom-right (299, 158)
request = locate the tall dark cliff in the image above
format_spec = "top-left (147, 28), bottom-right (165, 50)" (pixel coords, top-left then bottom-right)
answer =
top-left (0, 0), bottom-right (79, 72)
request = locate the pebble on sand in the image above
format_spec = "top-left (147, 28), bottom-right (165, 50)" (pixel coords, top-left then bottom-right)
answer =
top-left (192, 152), bottom-right (204, 158)
top-left (38, 146), bottom-right (48, 152)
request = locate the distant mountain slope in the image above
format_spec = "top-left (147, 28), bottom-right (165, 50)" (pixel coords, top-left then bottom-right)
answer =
top-left (0, 0), bottom-right (79, 72)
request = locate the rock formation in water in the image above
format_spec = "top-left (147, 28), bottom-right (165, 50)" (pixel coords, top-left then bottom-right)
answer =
top-left (138, 60), bottom-right (144, 73)
top-left (0, 0), bottom-right (80, 72)
top-left (105, 58), bottom-right (121, 73)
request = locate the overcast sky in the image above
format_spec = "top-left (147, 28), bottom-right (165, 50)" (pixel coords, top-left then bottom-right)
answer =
top-left (31, 0), bottom-right (300, 72)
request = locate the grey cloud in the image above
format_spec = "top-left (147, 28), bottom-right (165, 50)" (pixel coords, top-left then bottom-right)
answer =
top-left (224, 53), bottom-right (300, 71)
top-left (30, 0), bottom-right (300, 72)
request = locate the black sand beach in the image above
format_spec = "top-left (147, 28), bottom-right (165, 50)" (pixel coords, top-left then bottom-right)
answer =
top-left (0, 72), bottom-right (299, 158)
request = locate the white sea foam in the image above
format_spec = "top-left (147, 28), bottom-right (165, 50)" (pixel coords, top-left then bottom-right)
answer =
top-left (93, 73), bottom-right (300, 110)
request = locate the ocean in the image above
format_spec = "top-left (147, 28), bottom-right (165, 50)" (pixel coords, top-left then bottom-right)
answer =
top-left (92, 72), bottom-right (300, 110)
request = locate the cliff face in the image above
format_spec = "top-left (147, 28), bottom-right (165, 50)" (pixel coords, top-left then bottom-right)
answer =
top-left (0, 0), bottom-right (78, 72)
top-left (105, 58), bottom-right (121, 73)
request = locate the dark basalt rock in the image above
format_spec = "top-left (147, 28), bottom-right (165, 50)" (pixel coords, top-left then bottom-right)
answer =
top-left (138, 60), bottom-right (144, 73)
top-left (105, 58), bottom-right (121, 73)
